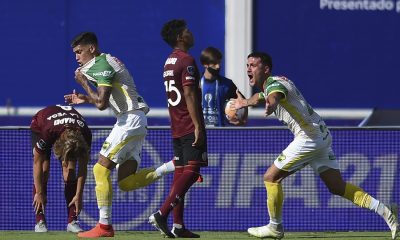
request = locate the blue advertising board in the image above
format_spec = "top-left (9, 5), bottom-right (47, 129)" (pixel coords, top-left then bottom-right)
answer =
top-left (0, 128), bottom-right (399, 231)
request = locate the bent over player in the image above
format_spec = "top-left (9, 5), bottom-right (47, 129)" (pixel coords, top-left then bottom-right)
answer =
top-left (31, 105), bottom-right (91, 233)
top-left (148, 19), bottom-right (207, 238)
top-left (64, 32), bottom-right (174, 238)
top-left (232, 52), bottom-right (399, 239)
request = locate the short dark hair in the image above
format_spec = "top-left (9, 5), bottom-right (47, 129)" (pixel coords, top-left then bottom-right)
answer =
top-left (200, 46), bottom-right (223, 65)
top-left (248, 52), bottom-right (273, 71)
top-left (71, 32), bottom-right (98, 48)
top-left (161, 19), bottom-right (187, 48)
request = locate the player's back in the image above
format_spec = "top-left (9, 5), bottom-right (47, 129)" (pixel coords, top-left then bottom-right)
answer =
top-left (30, 105), bottom-right (92, 145)
top-left (163, 49), bottom-right (203, 138)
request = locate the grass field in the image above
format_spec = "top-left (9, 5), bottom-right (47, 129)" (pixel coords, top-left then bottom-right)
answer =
top-left (0, 231), bottom-right (395, 240)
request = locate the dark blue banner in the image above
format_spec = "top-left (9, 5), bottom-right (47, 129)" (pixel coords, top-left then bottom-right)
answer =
top-left (1, 128), bottom-right (399, 231)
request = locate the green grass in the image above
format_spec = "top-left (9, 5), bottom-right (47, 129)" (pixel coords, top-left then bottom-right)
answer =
top-left (0, 231), bottom-right (395, 240)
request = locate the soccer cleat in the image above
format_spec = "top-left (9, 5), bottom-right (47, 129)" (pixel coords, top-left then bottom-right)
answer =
top-left (382, 203), bottom-right (399, 240)
top-left (172, 226), bottom-right (200, 238)
top-left (77, 223), bottom-right (114, 238)
top-left (149, 211), bottom-right (175, 238)
top-left (67, 220), bottom-right (83, 233)
top-left (247, 224), bottom-right (284, 239)
top-left (35, 220), bottom-right (48, 233)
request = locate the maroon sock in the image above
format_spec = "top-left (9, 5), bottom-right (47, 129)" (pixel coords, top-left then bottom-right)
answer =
top-left (172, 168), bottom-right (184, 225)
top-left (64, 180), bottom-right (77, 223)
top-left (160, 165), bottom-right (200, 216)
top-left (33, 185), bottom-right (46, 223)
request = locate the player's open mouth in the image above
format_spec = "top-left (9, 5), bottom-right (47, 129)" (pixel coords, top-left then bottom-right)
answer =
top-left (248, 74), bottom-right (253, 80)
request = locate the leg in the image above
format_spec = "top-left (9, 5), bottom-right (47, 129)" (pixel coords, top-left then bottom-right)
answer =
top-left (117, 159), bottom-right (161, 191)
top-left (33, 159), bottom-right (49, 232)
top-left (247, 164), bottom-right (290, 239)
top-left (320, 168), bottom-right (399, 239)
top-left (77, 155), bottom-right (115, 238)
top-left (62, 163), bottom-right (83, 233)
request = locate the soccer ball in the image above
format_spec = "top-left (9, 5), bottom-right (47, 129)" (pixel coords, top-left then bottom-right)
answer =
top-left (224, 100), bottom-right (247, 124)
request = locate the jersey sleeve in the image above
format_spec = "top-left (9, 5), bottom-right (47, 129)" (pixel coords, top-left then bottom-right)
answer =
top-left (87, 57), bottom-right (116, 87)
top-left (180, 56), bottom-right (198, 87)
top-left (264, 79), bottom-right (288, 99)
top-left (30, 113), bottom-right (52, 154)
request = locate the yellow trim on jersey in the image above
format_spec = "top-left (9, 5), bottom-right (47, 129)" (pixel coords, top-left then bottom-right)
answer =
top-left (113, 82), bottom-right (132, 101)
top-left (98, 83), bottom-right (113, 87)
top-left (268, 90), bottom-right (287, 100)
top-left (107, 135), bottom-right (139, 160)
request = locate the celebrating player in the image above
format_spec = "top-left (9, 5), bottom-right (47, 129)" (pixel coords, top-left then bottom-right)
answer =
top-left (64, 32), bottom-right (174, 238)
top-left (232, 52), bottom-right (399, 239)
top-left (148, 19), bottom-right (207, 238)
top-left (31, 105), bottom-right (91, 233)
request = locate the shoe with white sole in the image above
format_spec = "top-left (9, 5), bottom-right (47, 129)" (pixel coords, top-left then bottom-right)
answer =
top-left (35, 220), bottom-right (48, 233)
top-left (67, 220), bottom-right (83, 233)
top-left (248, 224), bottom-right (284, 239)
top-left (382, 203), bottom-right (399, 240)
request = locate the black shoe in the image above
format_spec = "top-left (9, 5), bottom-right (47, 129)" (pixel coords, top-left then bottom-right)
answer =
top-left (172, 227), bottom-right (200, 238)
top-left (149, 211), bottom-right (175, 238)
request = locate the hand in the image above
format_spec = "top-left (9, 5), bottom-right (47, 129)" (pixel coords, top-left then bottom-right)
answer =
top-left (230, 90), bottom-right (247, 110)
top-left (74, 69), bottom-right (88, 85)
top-left (265, 98), bottom-right (274, 116)
top-left (64, 89), bottom-right (86, 105)
top-left (32, 192), bottom-right (46, 215)
top-left (68, 195), bottom-right (83, 216)
top-left (192, 128), bottom-right (205, 147)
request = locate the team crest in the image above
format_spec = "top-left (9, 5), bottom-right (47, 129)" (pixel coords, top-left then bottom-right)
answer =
top-left (277, 153), bottom-right (286, 162)
top-left (187, 66), bottom-right (195, 76)
top-left (102, 141), bottom-right (111, 150)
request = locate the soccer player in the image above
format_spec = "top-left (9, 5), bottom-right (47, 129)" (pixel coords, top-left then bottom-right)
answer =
top-left (232, 52), bottom-right (399, 239)
top-left (199, 46), bottom-right (247, 126)
top-left (148, 19), bottom-right (207, 238)
top-left (31, 105), bottom-right (92, 233)
top-left (64, 32), bottom-right (174, 238)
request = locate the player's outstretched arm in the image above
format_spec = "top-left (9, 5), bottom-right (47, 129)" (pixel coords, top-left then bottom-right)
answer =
top-left (231, 90), bottom-right (265, 110)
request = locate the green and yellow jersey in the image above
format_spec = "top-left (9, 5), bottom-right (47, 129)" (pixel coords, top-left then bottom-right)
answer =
top-left (263, 76), bottom-right (327, 139)
top-left (79, 53), bottom-right (144, 115)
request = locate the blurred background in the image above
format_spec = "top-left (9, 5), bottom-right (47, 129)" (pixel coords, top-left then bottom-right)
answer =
top-left (1, 0), bottom-right (399, 126)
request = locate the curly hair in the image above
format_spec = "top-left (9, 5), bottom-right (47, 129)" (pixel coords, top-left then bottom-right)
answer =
top-left (161, 19), bottom-right (187, 48)
top-left (54, 128), bottom-right (90, 167)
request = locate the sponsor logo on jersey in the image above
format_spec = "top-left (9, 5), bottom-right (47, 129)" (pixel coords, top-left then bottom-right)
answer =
top-left (102, 141), bottom-right (110, 150)
top-left (93, 70), bottom-right (112, 77)
top-left (187, 66), bottom-right (195, 75)
top-left (163, 70), bottom-right (174, 78)
top-left (185, 76), bottom-right (195, 80)
top-left (165, 58), bottom-right (177, 65)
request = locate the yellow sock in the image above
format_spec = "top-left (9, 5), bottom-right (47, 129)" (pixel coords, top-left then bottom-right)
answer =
top-left (342, 183), bottom-right (372, 209)
top-left (118, 168), bottom-right (160, 191)
top-left (265, 181), bottom-right (284, 224)
top-left (93, 163), bottom-right (112, 207)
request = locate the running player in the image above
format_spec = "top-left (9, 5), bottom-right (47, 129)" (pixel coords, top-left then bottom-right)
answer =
top-left (64, 32), bottom-right (174, 238)
top-left (232, 52), bottom-right (399, 240)
top-left (31, 105), bottom-right (91, 233)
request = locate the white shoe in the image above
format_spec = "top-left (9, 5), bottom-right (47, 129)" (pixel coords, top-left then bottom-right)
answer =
top-left (34, 220), bottom-right (48, 233)
top-left (247, 224), bottom-right (284, 239)
top-left (383, 203), bottom-right (399, 240)
top-left (67, 220), bottom-right (83, 233)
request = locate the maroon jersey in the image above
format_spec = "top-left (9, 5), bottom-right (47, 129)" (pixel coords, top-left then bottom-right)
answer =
top-left (163, 49), bottom-right (204, 138)
top-left (30, 105), bottom-right (92, 154)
